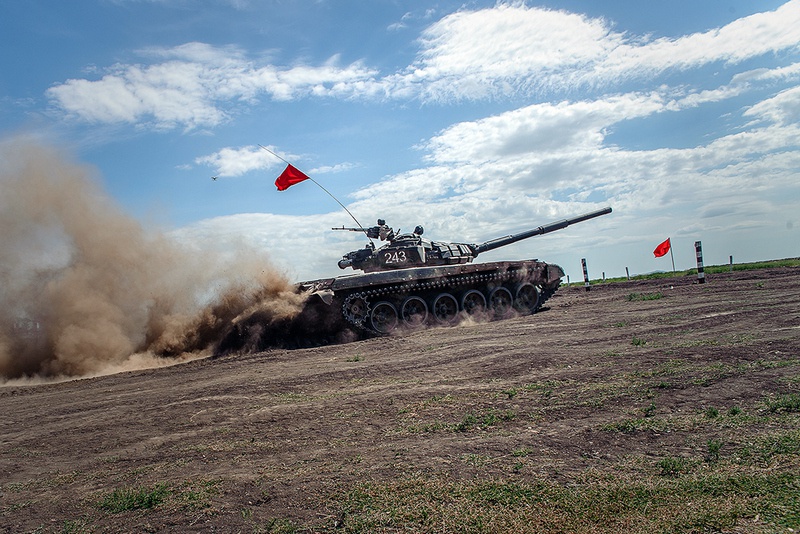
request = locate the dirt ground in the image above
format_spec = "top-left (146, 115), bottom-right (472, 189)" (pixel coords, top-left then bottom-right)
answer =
top-left (1, 267), bottom-right (799, 532)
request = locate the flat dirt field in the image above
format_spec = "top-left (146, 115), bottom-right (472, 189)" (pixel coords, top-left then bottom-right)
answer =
top-left (2, 268), bottom-right (799, 533)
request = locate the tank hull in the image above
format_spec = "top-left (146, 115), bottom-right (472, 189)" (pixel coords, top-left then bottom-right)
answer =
top-left (297, 259), bottom-right (564, 334)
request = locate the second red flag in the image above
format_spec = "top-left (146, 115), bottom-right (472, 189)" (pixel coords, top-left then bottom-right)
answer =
top-left (653, 238), bottom-right (671, 258)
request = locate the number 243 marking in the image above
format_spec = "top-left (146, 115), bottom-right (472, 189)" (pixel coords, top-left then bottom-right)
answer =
top-left (384, 251), bottom-right (407, 264)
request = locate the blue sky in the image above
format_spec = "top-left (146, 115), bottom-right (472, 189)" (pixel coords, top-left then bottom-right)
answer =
top-left (2, 0), bottom-right (799, 283)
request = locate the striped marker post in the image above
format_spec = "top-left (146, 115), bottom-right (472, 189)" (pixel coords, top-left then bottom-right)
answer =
top-left (695, 241), bottom-right (706, 284)
top-left (582, 258), bottom-right (590, 291)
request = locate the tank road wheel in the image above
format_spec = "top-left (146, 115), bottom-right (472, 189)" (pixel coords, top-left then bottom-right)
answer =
top-left (343, 294), bottom-right (370, 325)
top-left (488, 287), bottom-right (514, 318)
top-left (401, 296), bottom-right (428, 328)
top-left (461, 289), bottom-right (487, 316)
top-left (514, 283), bottom-right (541, 313)
top-left (431, 293), bottom-right (459, 324)
top-left (370, 301), bottom-right (399, 334)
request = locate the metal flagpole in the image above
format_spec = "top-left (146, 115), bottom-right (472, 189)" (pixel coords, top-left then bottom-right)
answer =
top-left (669, 238), bottom-right (676, 273)
top-left (258, 145), bottom-right (373, 245)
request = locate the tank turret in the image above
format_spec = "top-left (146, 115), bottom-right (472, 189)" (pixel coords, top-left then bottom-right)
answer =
top-left (336, 207), bottom-right (612, 273)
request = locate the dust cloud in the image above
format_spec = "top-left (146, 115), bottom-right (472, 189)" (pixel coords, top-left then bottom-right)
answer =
top-left (0, 137), bottom-right (305, 382)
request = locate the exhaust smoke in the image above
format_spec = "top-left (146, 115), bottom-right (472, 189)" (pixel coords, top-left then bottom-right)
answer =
top-left (0, 137), bottom-right (304, 382)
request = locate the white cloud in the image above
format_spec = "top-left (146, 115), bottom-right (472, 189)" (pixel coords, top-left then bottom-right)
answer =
top-left (194, 145), bottom-right (281, 177)
top-left (743, 85), bottom-right (800, 125)
top-left (423, 92), bottom-right (666, 165)
top-left (194, 144), bottom-right (357, 177)
top-left (400, 4), bottom-right (622, 100)
top-left (310, 162), bottom-right (357, 175)
top-left (592, 1), bottom-right (800, 82)
top-left (379, 1), bottom-right (800, 101)
top-left (47, 43), bottom-right (377, 130)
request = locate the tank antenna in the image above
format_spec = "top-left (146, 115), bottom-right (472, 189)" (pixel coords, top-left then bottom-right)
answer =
top-left (259, 144), bottom-right (374, 246)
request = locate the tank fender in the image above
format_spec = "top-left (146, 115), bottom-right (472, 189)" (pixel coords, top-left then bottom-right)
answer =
top-left (311, 289), bottom-right (335, 305)
top-left (547, 264), bottom-right (565, 284)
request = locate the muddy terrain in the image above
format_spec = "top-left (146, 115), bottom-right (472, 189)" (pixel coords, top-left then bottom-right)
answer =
top-left (1, 268), bottom-right (799, 533)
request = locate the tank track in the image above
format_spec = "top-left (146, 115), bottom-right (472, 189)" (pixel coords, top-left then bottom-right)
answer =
top-left (340, 269), bottom-right (559, 333)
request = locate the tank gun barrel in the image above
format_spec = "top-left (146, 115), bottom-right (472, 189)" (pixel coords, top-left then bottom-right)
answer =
top-left (332, 226), bottom-right (368, 232)
top-left (472, 206), bottom-right (612, 256)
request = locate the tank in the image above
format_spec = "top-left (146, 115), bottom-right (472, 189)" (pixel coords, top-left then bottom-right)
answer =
top-left (295, 207), bottom-right (612, 335)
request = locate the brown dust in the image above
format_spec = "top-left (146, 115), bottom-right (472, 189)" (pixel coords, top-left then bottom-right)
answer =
top-left (0, 137), bottom-right (304, 382)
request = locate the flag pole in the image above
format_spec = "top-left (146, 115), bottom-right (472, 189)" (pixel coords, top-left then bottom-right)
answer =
top-left (669, 238), bottom-right (676, 273)
top-left (258, 145), bottom-right (373, 245)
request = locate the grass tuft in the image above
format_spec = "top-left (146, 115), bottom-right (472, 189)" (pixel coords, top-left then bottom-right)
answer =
top-left (98, 483), bottom-right (170, 513)
top-left (626, 292), bottom-right (663, 301)
top-left (657, 456), bottom-right (690, 477)
top-left (765, 393), bottom-right (800, 413)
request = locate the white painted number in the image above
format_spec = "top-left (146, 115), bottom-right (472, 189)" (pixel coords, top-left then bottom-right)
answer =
top-left (384, 251), bottom-right (408, 264)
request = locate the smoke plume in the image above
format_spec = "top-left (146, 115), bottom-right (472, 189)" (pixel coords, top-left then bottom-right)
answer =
top-left (0, 137), bottom-right (305, 382)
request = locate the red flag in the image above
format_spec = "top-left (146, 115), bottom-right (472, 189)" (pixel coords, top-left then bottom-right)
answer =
top-left (653, 238), bottom-right (671, 258)
top-left (275, 164), bottom-right (310, 191)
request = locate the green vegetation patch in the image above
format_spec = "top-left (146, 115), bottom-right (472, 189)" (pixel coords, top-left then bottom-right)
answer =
top-left (324, 468), bottom-right (800, 533)
top-left (601, 416), bottom-right (672, 434)
top-left (765, 393), bottom-right (800, 414)
top-left (626, 292), bottom-right (663, 301)
top-left (96, 479), bottom-right (220, 514)
top-left (97, 483), bottom-right (170, 513)
top-left (454, 409), bottom-right (516, 432)
top-left (738, 430), bottom-right (800, 466)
